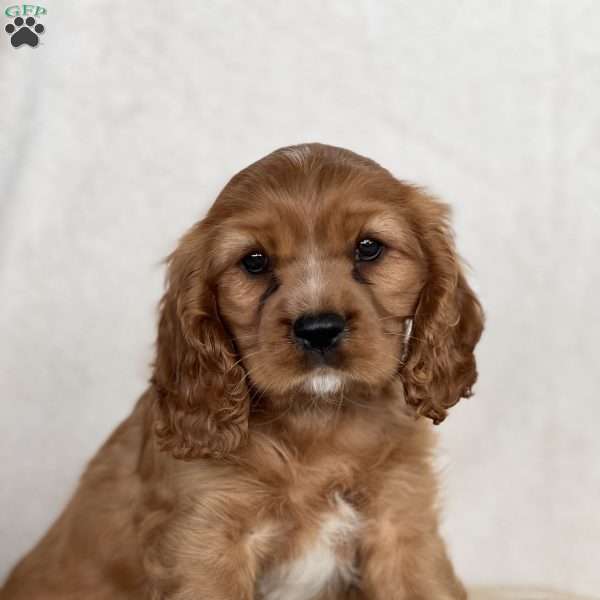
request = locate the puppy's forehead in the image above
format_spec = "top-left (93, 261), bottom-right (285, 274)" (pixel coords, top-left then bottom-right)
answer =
top-left (216, 186), bottom-right (412, 260)
top-left (206, 146), bottom-right (422, 267)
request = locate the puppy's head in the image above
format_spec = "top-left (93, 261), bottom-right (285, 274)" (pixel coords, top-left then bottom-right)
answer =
top-left (152, 144), bottom-right (484, 459)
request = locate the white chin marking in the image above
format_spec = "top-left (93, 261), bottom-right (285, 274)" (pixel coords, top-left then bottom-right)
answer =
top-left (306, 373), bottom-right (342, 395)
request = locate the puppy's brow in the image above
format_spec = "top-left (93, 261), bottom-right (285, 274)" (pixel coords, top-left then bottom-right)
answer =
top-left (213, 230), bottom-right (259, 269)
top-left (362, 214), bottom-right (420, 256)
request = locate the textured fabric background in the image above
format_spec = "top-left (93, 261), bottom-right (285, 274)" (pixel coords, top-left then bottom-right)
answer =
top-left (1, 1), bottom-right (599, 595)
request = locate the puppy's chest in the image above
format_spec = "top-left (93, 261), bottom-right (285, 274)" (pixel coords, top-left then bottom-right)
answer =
top-left (256, 494), bottom-right (362, 600)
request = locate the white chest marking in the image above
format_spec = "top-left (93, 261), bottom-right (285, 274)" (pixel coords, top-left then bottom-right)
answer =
top-left (258, 496), bottom-right (361, 600)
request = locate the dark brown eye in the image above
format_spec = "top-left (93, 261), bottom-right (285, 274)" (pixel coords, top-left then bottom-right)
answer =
top-left (241, 251), bottom-right (269, 274)
top-left (355, 238), bottom-right (383, 262)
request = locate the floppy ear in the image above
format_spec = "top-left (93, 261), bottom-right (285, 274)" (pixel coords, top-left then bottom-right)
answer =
top-left (401, 196), bottom-right (484, 424)
top-left (150, 224), bottom-right (249, 460)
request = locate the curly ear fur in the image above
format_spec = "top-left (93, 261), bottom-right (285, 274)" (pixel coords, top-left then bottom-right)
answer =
top-left (402, 195), bottom-right (484, 424)
top-left (151, 225), bottom-right (249, 460)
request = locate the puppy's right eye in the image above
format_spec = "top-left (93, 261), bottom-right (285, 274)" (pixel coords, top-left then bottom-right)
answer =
top-left (241, 251), bottom-right (269, 274)
top-left (355, 238), bottom-right (383, 262)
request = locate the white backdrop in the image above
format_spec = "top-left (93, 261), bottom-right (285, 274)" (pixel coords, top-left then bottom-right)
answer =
top-left (1, 0), bottom-right (599, 595)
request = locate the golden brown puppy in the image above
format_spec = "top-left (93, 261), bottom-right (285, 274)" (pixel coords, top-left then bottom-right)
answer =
top-left (1, 144), bottom-right (484, 600)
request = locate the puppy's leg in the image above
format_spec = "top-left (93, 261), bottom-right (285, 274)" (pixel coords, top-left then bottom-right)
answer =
top-left (358, 526), bottom-right (466, 600)
top-left (356, 460), bottom-right (466, 600)
top-left (141, 497), bottom-right (274, 600)
top-left (144, 531), bottom-right (260, 600)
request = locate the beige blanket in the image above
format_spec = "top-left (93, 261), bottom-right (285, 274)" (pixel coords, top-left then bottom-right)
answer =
top-left (470, 588), bottom-right (598, 600)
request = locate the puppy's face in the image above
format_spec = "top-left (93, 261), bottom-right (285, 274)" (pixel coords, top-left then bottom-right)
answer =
top-left (153, 144), bottom-right (483, 458)
top-left (213, 164), bottom-right (425, 401)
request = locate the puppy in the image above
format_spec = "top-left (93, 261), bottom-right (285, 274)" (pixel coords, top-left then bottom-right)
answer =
top-left (1, 143), bottom-right (484, 600)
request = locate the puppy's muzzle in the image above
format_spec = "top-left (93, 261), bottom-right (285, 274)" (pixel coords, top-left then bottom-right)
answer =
top-left (293, 312), bottom-right (346, 353)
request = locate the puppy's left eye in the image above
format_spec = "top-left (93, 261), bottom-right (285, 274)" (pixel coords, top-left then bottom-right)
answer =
top-left (241, 251), bottom-right (270, 274)
top-left (355, 238), bottom-right (383, 262)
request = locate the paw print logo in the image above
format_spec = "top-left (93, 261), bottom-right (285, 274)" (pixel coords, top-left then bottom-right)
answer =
top-left (5, 16), bottom-right (44, 48)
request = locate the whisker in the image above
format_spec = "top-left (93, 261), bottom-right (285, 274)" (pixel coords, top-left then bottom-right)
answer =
top-left (376, 314), bottom-right (414, 322)
top-left (226, 349), bottom-right (263, 373)
top-left (228, 332), bottom-right (261, 341)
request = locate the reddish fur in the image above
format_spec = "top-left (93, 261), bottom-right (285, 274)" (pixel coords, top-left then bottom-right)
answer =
top-left (1, 144), bottom-right (483, 600)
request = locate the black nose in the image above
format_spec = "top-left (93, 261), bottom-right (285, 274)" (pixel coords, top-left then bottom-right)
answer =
top-left (293, 312), bottom-right (346, 352)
